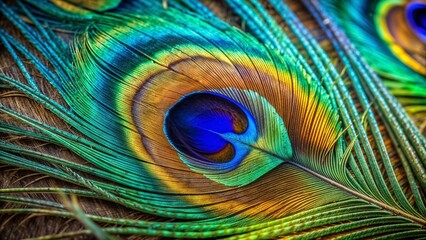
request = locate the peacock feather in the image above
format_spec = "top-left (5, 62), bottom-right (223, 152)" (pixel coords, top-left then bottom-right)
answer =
top-left (319, 0), bottom-right (426, 133)
top-left (0, 0), bottom-right (425, 239)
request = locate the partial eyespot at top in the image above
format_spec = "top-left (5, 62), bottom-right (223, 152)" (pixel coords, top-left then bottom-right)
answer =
top-left (50, 0), bottom-right (121, 15)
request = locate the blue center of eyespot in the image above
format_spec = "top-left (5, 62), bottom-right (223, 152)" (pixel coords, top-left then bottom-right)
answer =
top-left (406, 2), bottom-right (426, 41)
top-left (189, 110), bottom-right (234, 153)
top-left (164, 91), bottom-right (252, 163)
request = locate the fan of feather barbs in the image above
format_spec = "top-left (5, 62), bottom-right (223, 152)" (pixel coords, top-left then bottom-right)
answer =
top-left (0, 0), bottom-right (425, 239)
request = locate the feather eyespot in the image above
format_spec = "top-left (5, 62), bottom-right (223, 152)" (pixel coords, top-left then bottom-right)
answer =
top-left (375, 0), bottom-right (426, 75)
top-left (406, 2), bottom-right (426, 42)
top-left (164, 90), bottom-right (293, 186)
top-left (63, 13), bottom-right (341, 189)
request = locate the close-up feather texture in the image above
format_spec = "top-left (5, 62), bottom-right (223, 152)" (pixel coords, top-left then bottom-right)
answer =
top-left (0, 0), bottom-right (425, 239)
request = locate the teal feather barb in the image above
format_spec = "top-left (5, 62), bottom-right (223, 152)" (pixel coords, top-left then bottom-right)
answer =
top-left (0, 0), bottom-right (425, 239)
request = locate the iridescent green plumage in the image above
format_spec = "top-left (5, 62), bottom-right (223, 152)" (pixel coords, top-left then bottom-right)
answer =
top-left (0, 0), bottom-right (425, 239)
